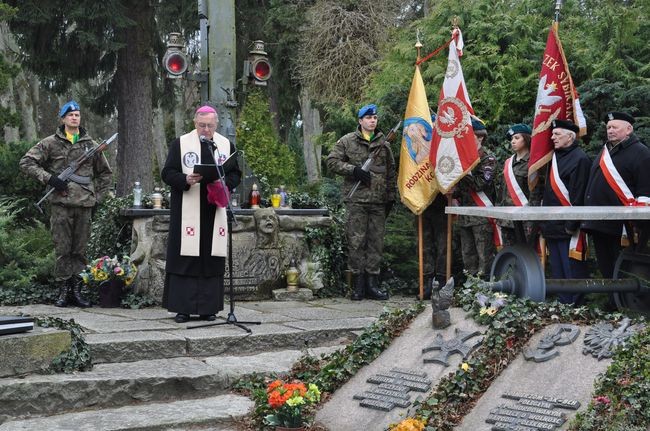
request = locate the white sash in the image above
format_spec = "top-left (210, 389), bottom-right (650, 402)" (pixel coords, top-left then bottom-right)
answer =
top-left (179, 130), bottom-right (229, 257)
top-left (549, 154), bottom-right (586, 260)
top-left (503, 155), bottom-right (528, 206)
top-left (469, 190), bottom-right (503, 249)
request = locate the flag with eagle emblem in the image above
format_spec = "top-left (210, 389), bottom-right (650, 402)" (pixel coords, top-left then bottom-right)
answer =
top-left (528, 22), bottom-right (586, 189)
top-left (429, 27), bottom-right (480, 194)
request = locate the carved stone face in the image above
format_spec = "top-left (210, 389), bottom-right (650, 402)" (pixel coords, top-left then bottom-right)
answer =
top-left (258, 210), bottom-right (278, 235)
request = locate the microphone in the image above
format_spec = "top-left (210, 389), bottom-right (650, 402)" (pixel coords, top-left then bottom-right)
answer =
top-left (199, 135), bottom-right (215, 147)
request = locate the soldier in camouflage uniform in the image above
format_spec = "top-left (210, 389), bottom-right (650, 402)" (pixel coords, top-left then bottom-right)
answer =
top-left (452, 116), bottom-right (497, 277)
top-left (326, 104), bottom-right (397, 300)
top-left (497, 123), bottom-right (532, 246)
top-left (20, 101), bottom-right (113, 307)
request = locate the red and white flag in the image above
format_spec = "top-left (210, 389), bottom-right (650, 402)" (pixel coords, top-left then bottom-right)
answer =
top-left (528, 22), bottom-right (586, 189)
top-left (429, 28), bottom-right (480, 194)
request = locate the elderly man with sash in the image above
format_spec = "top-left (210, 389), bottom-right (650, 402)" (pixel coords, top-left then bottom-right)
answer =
top-left (583, 112), bottom-right (650, 282)
top-left (540, 120), bottom-right (591, 304)
top-left (161, 105), bottom-right (241, 323)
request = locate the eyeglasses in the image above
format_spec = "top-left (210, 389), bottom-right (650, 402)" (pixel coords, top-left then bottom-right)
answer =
top-left (196, 122), bottom-right (217, 129)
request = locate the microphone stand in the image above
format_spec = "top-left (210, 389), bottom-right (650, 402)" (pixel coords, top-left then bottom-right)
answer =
top-left (188, 136), bottom-right (261, 333)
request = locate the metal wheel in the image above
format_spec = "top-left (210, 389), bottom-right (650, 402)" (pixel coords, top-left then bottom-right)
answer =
top-left (613, 250), bottom-right (650, 313)
top-left (490, 244), bottom-right (546, 301)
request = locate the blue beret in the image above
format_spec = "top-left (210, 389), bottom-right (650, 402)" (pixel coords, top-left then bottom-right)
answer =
top-left (59, 100), bottom-right (80, 118)
top-left (606, 111), bottom-right (634, 125)
top-left (358, 104), bottom-right (377, 118)
top-left (506, 123), bottom-right (532, 139)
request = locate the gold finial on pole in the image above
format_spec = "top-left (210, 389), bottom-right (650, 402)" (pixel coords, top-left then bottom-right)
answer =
top-left (415, 28), bottom-right (423, 62)
top-left (554, 0), bottom-right (563, 22)
top-left (451, 16), bottom-right (460, 28)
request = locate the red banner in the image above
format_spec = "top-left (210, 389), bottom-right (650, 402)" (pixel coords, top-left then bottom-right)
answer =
top-left (528, 23), bottom-right (586, 189)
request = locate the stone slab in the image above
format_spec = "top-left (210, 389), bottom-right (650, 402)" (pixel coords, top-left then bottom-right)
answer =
top-left (0, 349), bottom-right (296, 422)
top-left (75, 319), bottom-right (179, 333)
top-left (0, 305), bottom-right (70, 317)
top-left (183, 324), bottom-right (352, 357)
top-left (272, 287), bottom-right (314, 301)
top-left (446, 205), bottom-right (650, 221)
top-left (285, 317), bottom-right (376, 331)
top-left (315, 306), bottom-right (485, 431)
top-left (85, 331), bottom-right (187, 364)
top-left (0, 327), bottom-right (71, 377)
top-left (456, 323), bottom-right (612, 431)
top-left (0, 394), bottom-right (252, 431)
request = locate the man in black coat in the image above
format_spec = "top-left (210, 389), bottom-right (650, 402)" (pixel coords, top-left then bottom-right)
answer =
top-left (583, 112), bottom-right (650, 280)
top-left (540, 120), bottom-right (591, 303)
top-left (161, 106), bottom-right (241, 323)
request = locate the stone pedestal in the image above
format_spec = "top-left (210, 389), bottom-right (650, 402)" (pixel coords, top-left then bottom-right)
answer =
top-left (272, 288), bottom-right (314, 301)
top-left (124, 208), bottom-right (331, 303)
top-left (0, 327), bottom-right (71, 377)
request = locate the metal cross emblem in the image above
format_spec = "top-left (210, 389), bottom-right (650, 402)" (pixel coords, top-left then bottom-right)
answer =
top-left (422, 328), bottom-right (483, 366)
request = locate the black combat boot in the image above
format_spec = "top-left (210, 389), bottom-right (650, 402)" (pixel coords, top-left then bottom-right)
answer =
top-left (68, 278), bottom-right (91, 308)
top-left (351, 273), bottom-right (365, 301)
top-left (366, 274), bottom-right (388, 300)
top-left (54, 282), bottom-right (69, 308)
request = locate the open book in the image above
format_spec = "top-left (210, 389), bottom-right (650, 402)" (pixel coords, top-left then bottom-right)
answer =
top-left (193, 151), bottom-right (239, 183)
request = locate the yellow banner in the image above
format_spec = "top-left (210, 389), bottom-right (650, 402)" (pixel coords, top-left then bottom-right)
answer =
top-left (398, 66), bottom-right (439, 214)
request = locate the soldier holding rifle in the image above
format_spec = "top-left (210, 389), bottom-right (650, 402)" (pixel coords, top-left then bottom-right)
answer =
top-left (20, 101), bottom-right (113, 307)
top-left (326, 104), bottom-right (397, 301)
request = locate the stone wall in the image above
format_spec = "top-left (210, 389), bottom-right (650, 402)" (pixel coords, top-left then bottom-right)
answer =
top-left (125, 208), bottom-right (331, 303)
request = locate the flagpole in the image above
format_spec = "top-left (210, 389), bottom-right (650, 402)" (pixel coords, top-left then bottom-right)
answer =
top-left (554, 0), bottom-right (563, 22)
top-left (415, 31), bottom-right (426, 301)
top-left (446, 194), bottom-right (452, 281)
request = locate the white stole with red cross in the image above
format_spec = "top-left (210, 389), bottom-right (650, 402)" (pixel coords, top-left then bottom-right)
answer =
top-left (469, 189), bottom-right (503, 250)
top-left (179, 130), bottom-right (229, 257)
top-left (549, 153), bottom-right (586, 260)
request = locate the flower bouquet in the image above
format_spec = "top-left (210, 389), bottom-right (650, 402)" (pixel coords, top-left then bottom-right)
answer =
top-left (264, 379), bottom-right (321, 429)
top-left (80, 255), bottom-right (137, 307)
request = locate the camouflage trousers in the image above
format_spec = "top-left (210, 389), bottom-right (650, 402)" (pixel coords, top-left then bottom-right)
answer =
top-left (50, 205), bottom-right (93, 281)
top-left (458, 222), bottom-right (496, 277)
top-left (346, 202), bottom-right (386, 275)
top-left (418, 205), bottom-right (446, 276)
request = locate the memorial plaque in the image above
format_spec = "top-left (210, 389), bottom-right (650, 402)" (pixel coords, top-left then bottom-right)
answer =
top-left (490, 420), bottom-right (542, 431)
top-left (353, 391), bottom-right (411, 408)
top-left (502, 392), bottom-right (580, 410)
top-left (486, 414), bottom-right (556, 430)
top-left (355, 368), bottom-right (432, 411)
top-left (523, 325), bottom-right (580, 362)
top-left (360, 398), bottom-right (394, 411)
top-left (367, 388), bottom-right (411, 400)
top-left (485, 392), bottom-right (580, 431)
top-left (378, 383), bottom-right (410, 393)
top-left (369, 374), bottom-right (430, 392)
top-left (390, 367), bottom-right (428, 378)
top-left (422, 328), bottom-right (483, 366)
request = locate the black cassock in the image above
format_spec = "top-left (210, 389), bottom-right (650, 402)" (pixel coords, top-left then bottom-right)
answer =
top-left (161, 136), bottom-right (241, 315)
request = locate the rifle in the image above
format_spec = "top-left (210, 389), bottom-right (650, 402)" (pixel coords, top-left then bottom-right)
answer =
top-left (347, 120), bottom-right (401, 199)
top-left (35, 133), bottom-right (118, 213)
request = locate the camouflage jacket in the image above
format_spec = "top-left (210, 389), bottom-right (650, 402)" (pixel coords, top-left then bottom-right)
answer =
top-left (454, 148), bottom-right (497, 227)
top-left (326, 126), bottom-right (397, 204)
top-left (19, 126), bottom-right (113, 207)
